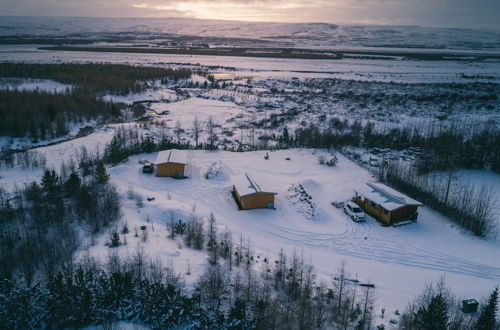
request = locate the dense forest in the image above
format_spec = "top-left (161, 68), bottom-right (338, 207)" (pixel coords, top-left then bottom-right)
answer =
top-left (0, 63), bottom-right (194, 140)
top-left (0, 90), bottom-right (124, 139)
top-left (0, 204), bottom-right (497, 329)
top-left (287, 119), bottom-right (500, 174)
top-left (0, 63), bottom-right (192, 94)
top-left (0, 160), bottom-right (120, 284)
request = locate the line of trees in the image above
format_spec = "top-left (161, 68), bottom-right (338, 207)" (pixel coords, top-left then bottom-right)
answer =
top-left (0, 63), bottom-right (192, 94)
top-left (0, 89), bottom-right (124, 139)
top-left (102, 122), bottom-right (219, 166)
top-left (286, 119), bottom-right (500, 173)
top-left (383, 161), bottom-right (497, 237)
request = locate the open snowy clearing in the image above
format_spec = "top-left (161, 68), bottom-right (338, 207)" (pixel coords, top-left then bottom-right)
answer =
top-left (74, 149), bottom-right (500, 315)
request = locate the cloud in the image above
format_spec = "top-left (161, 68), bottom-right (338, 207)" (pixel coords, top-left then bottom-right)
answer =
top-left (0, 0), bottom-right (498, 29)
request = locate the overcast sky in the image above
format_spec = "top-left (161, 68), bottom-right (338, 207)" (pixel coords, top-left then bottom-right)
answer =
top-left (1, 0), bottom-right (499, 29)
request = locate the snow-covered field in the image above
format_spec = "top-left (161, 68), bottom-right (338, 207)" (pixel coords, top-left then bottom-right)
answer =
top-left (1, 17), bottom-right (500, 320)
top-left (2, 45), bottom-right (500, 84)
top-left (75, 149), bottom-right (500, 317)
top-left (4, 134), bottom-right (498, 316)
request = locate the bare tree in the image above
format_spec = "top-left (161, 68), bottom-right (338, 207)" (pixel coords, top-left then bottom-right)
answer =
top-left (175, 120), bottom-right (183, 144)
top-left (192, 115), bottom-right (201, 148)
top-left (196, 265), bottom-right (230, 311)
top-left (167, 210), bottom-right (175, 240)
top-left (206, 115), bottom-right (217, 148)
top-left (359, 282), bottom-right (375, 330)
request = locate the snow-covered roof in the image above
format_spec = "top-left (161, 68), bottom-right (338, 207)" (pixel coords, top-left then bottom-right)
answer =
top-left (154, 149), bottom-right (187, 165)
top-left (233, 172), bottom-right (277, 197)
top-left (355, 182), bottom-right (422, 211)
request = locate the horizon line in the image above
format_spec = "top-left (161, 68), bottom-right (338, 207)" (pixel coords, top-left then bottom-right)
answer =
top-left (1, 15), bottom-right (498, 32)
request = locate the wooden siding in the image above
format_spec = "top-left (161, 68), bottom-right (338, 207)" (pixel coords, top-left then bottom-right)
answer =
top-left (354, 196), bottom-right (391, 225)
top-left (156, 163), bottom-right (185, 177)
top-left (233, 186), bottom-right (275, 210)
top-left (240, 193), bottom-right (275, 210)
top-left (390, 205), bottom-right (419, 222)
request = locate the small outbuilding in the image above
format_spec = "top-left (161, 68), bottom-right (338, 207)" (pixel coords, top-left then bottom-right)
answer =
top-left (354, 182), bottom-right (422, 226)
top-left (154, 149), bottom-right (188, 177)
top-left (233, 172), bottom-right (277, 210)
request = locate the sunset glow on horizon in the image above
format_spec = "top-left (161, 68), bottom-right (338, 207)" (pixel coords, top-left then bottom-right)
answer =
top-left (1, 0), bottom-right (499, 29)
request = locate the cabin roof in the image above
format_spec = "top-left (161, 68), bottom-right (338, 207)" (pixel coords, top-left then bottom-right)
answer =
top-left (355, 182), bottom-right (422, 211)
top-left (233, 172), bottom-right (277, 197)
top-left (154, 149), bottom-right (187, 165)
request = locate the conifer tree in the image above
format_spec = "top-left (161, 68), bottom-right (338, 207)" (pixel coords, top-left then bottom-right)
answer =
top-left (110, 232), bottom-right (121, 247)
top-left (95, 161), bottom-right (110, 185)
top-left (414, 293), bottom-right (448, 330)
top-left (64, 172), bottom-right (81, 197)
top-left (475, 287), bottom-right (498, 330)
top-left (227, 298), bottom-right (248, 329)
top-left (105, 133), bottom-right (127, 165)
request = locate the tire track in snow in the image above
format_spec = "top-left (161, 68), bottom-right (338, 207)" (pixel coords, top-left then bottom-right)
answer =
top-left (186, 174), bottom-right (500, 281)
top-left (268, 218), bottom-right (500, 281)
top-left (115, 162), bottom-right (500, 282)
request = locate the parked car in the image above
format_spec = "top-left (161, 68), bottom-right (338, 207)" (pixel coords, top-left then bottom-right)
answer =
top-left (344, 202), bottom-right (366, 222)
top-left (142, 162), bottom-right (154, 173)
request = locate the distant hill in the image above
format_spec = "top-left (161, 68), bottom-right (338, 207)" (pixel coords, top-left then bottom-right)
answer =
top-left (1, 16), bottom-right (500, 51)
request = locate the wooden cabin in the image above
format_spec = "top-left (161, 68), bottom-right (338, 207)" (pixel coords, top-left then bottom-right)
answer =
top-left (354, 182), bottom-right (422, 226)
top-left (233, 172), bottom-right (277, 210)
top-left (154, 149), bottom-right (187, 177)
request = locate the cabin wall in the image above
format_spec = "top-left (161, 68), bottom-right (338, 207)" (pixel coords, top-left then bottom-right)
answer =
top-left (354, 196), bottom-right (391, 225)
top-left (390, 205), bottom-right (419, 222)
top-left (156, 163), bottom-right (185, 177)
top-left (240, 193), bottom-right (275, 210)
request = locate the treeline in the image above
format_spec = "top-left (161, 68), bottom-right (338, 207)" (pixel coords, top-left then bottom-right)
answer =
top-left (286, 119), bottom-right (500, 173)
top-left (384, 161), bottom-right (497, 237)
top-left (0, 63), bottom-right (192, 94)
top-left (102, 122), bottom-right (219, 166)
top-left (0, 90), bottom-right (124, 139)
top-left (0, 160), bottom-right (120, 284)
top-left (104, 126), bottom-right (188, 165)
